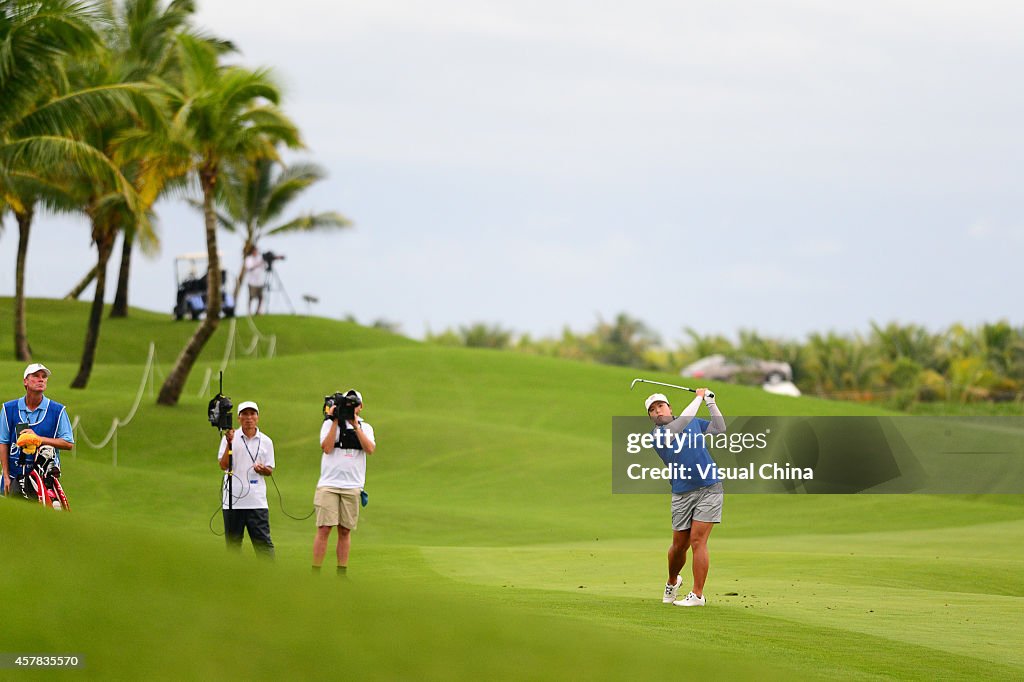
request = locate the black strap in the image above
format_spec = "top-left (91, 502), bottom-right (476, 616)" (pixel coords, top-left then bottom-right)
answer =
top-left (335, 424), bottom-right (364, 450)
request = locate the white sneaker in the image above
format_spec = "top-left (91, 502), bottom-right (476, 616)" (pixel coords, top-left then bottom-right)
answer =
top-left (673, 592), bottom-right (706, 607)
top-left (662, 576), bottom-right (683, 604)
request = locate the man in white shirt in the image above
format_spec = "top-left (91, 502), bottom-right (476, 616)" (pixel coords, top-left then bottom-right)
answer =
top-left (243, 246), bottom-right (267, 315)
top-left (313, 389), bottom-right (376, 576)
top-left (218, 401), bottom-right (276, 556)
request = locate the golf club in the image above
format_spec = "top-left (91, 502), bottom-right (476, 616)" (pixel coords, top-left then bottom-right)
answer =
top-left (630, 378), bottom-right (715, 400)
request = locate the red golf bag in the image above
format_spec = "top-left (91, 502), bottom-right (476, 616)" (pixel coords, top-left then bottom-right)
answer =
top-left (10, 445), bottom-right (70, 511)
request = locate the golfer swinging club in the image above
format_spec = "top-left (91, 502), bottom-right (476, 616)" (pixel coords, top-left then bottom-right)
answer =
top-left (646, 388), bottom-right (725, 607)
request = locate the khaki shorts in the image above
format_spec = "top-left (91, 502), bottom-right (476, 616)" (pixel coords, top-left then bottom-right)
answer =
top-left (314, 487), bottom-right (361, 529)
top-left (671, 482), bottom-right (724, 531)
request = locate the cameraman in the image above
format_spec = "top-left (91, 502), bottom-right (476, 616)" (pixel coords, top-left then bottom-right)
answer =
top-left (243, 245), bottom-right (267, 315)
top-left (313, 389), bottom-right (375, 576)
top-left (218, 401), bottom-right (276, 556)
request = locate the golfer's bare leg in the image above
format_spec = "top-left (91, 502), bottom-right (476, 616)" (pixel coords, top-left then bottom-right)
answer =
top-left (336, 526), bottom-right (352, 567)
top-left (668, 529), bottom-right (690, 584)
top-left (313, 526), bottom-right (332, 566)
top-left (688, 521), bottom-right (714, 596)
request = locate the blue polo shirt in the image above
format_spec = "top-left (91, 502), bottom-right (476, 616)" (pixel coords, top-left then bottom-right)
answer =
top-left (652, 417), bottom-right (720, 494)
top-left (0, 396), bottom-right (74, 444)
top-left (1, 396), bottom-right (74, 480)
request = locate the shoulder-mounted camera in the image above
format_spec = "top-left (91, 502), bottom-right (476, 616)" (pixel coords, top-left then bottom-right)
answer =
top-left (324, 390), bottom-right (361, 422)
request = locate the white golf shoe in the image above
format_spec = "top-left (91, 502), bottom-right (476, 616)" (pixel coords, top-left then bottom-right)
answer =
top-left (673, 592), bottom-right (706, 607)
top-left (662, 576), bottom-right (683, 604)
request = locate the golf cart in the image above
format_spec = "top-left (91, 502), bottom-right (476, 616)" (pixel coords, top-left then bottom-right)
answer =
top-left (173, 252), bottom-right (235, 321)
top-left (681, 354), bottom-right (793, 385)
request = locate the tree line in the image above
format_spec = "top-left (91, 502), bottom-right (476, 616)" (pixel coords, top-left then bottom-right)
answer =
top-left (0, 0), bottom-right (349, 403)
top-left (427, 315), bottom-right (1024, 410)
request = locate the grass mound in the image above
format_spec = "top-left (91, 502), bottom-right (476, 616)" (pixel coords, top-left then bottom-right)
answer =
top-left (0, 297), bottom-right (1021, 679)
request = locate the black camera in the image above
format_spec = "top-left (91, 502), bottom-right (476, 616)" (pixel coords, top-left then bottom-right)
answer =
top-left (262, 251), bottom-right (285, 270)
top-left (208, 393), bottom-right (233, 430)
top-left (323, 391), bottom-right (360, 422)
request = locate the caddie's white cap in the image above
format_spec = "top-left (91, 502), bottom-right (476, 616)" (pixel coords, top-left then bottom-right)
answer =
top-left (237, 401), bottom-right (259, 414)
top-left (645, 393), bottom-right (670, 411)
top-left (24, 363), bottom-right (51, 379)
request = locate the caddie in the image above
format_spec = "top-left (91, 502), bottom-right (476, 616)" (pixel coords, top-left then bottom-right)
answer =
top-left (1, 364), bottom-right (74, 496)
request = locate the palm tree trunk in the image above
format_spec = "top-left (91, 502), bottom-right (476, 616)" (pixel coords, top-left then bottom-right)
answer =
top-left (71, 219), bottom-right (117, 389)
top-left (158, 171), bottom-right (222, 406)
top-left (110, 229), bottom-right (133, 317)
top-left (13, 207), bottom-right (33, 362)
top-left (233, 242), bottom-right (249, 306)
top-left (65, 264), bottom-right (99, 300)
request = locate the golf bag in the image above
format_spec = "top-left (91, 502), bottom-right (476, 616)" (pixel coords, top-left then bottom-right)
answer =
top-left (9, 445), bottom-right (70, 511)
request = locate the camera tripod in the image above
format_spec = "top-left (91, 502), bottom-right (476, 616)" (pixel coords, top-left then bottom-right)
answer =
top-left (263, 263), bottom-right (295, 315)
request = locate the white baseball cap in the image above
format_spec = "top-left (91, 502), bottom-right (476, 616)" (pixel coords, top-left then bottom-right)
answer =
top-left (237, 401), bottom-right (259, 415)
top-left (24, 363), bottom-right (51, 379)
top-left (344, 389), bottom-right (363, 404)
top-left (645, 393), bottom-right (670, 411)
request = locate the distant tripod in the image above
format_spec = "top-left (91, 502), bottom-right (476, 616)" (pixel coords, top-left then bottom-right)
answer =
top-left (263, 262), bottom-right (295, 315)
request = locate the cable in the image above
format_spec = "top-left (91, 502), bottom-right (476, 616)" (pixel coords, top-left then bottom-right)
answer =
top-left (208, 470), bottom-right (313, 536)
top-left (268, 474), bottom-right (314, 521)
top-left (236, 461), bottom-right (312, 518)
top-left (234, 451), bottom-right (314, 521)
top-left (208, 505), bottom-right (223, 536)
top-left (208, 472), bottom-right (246, 536)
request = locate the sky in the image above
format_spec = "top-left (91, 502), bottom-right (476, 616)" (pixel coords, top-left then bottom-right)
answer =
top-left (2, 0), bottom-right (1022, 345)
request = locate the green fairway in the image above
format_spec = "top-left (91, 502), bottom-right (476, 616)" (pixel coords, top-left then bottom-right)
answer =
top-left (1, 298), bottom-right (1022, 679)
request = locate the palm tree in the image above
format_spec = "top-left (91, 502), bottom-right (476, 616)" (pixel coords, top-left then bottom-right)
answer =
top-left (108, 0), bottom-right (233, 318)
top-left (2, 0), bottom-right (142, 360)
top-left (681, 328), bottom-right (735, 361)
top-left (155, 34), bottom-right (300, 406)
top-left (68, 0), bottom-right (214, 389)
top-left (70, 199), bottom-right (130, 387)
top-left (207, 156), bottom-right (350, 305)
top-left (64, 263), bottom-right (99, 299)
top-left (10, 202), bottom-right (34, 359)
top-left (592, 313), bottom-right (659, 367)
top-left (1, 0), bottom-right (96, 359)
top-left (6, 175), bottom-right (81, 360)
top-left (804, 332), bottom-right (880, 397)
top-left (109, 227), bottom-right (133, 314)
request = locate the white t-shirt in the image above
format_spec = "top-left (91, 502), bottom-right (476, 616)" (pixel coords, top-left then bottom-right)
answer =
top-left (244, 253), bottom-right (266, 287)
top-left (217, 428), bottom-right (275, 509)
top-left (317, 419), bottom-right (375, 489)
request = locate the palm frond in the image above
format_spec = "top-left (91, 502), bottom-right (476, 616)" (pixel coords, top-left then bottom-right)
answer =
top-left (0, 1), bottom-right (100, 86)
top-left (12, 82), bottom-right (157, 139)
top-left (262, 162), bottom-right (326, 221)
top-left (1, 134), bottom-right (141, 216)
top-left (266, 211), bottom-right (352, 236)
